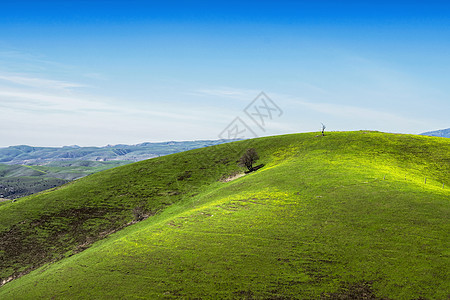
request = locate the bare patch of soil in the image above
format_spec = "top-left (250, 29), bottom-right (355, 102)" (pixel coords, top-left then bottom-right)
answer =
top-left (221, 172), bottom-right (245, 182)
top-left (321, 281), bottom-right (390, 300)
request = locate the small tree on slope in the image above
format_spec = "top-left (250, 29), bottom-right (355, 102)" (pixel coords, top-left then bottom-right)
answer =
top-left (239, 148), bottom-right (259, 172)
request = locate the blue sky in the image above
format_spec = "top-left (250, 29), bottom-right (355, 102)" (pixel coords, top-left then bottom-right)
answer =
top-left (0, 0), bottom-right (449, 146)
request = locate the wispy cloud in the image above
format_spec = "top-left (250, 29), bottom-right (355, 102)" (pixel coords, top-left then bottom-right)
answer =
top-left (304, 100), bottom-right (427, 127)
top-left (0, 74), bottom-right (86, 90)
top-left (82, 72), bottom-right (108, 81)
top-left (0, 88), bottom-right (211, 122)
top-left (0, 71), bottom-right (237, 146)
top-left (190, 87), bottom-right (260, 101)
top-left (273, 92), bottom-right (431, 133)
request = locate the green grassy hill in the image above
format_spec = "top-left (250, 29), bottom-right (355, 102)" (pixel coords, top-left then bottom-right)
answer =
top-left (0, 131), bottom-right (448, 299)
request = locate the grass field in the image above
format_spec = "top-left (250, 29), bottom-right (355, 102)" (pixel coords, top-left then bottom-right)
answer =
top-left (0, 131), bottom-right (448, 299)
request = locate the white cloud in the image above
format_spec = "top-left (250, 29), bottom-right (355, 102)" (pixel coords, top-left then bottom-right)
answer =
top-left (271, 92), bottom-right (435, 134)
top-left (0, 75), bottom-right (240, 146)
top-left (190, 87), bottom-right (260, 101)
top-left (0, 74), bottom-right (86, 90)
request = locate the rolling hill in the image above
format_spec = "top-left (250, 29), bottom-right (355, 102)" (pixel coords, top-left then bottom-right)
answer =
top-left (0, 131), bottom-right (449, 299)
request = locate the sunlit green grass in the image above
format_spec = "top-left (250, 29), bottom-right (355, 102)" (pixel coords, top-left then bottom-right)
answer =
top-left (0, 131), bottom-right (448, 299)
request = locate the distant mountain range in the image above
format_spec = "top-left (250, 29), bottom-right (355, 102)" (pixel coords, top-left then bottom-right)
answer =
top-left (0, 139), bottom-right (237, 199)
top-left (0, 139), bottom-right (237, 165)
top-left (420, 128), bottom-right (450, 138)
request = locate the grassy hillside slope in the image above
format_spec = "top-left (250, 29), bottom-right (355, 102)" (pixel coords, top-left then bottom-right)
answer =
top-left (0, 132), bottom-right (449, 299)
top-left (0, 141), bottom-right (247, 282)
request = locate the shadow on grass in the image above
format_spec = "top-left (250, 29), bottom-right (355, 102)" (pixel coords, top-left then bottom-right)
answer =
top-left (245, 164), bottom-right (265, 174)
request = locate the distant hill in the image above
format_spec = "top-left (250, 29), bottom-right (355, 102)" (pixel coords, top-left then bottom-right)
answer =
top-left (0, 140), bottom-right (236, 199)
top-left (420, 128), bottom-right (450, 138)
top-left (0, 132), bottom-right (448, 299)
top-left (0, 161), bottom-right (128, 199)
top-left (0, 139), bottom-right (236, 165)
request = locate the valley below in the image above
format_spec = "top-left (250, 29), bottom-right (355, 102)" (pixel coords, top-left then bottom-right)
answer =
top-left (0, 140), bottom-right (234, 199)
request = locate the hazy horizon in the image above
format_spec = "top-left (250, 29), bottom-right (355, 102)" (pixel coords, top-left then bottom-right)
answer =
top-left (1, 1), bottom-right (449, 147)
top-left (1, 128), bottom-right (448, 149)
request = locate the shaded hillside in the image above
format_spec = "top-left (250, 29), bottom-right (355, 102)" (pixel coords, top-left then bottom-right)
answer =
top-left (0, 132), bottom-right (449, 299)
top-left (0, 177), bottom-right (68, 200)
